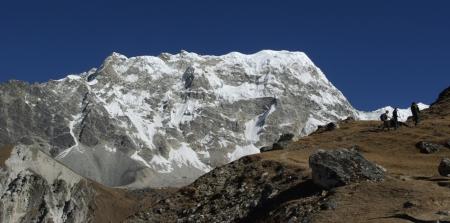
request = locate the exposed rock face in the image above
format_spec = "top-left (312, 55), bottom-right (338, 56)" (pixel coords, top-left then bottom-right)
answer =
top-left (439, 158), bottom-right (450, 177)
top-left (309, 149), bottom-right (385, 189)
top-left (417, 141), bottom-right (442, 154)
top-left (0, 145), bottom-right (95, 223)
top-left (432, 86), bottom-right (450, 107)
top-left (0, 50), bottom-right (358, 188)
top-left (422, 86), bottom-right (450, 118)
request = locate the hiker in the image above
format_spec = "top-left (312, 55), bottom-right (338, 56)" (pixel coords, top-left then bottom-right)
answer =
top-left (392, 108), bottom-right (399, 129)
top-left (380, 110), bottom-right (390, 131)
top-left (410, 102), bottom-right (420, 126)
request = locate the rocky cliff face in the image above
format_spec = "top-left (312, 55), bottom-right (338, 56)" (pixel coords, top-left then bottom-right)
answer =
top-left (0, 145), bottom-right (95, 223)
top-left (0, 50), bottom-right (357, 188)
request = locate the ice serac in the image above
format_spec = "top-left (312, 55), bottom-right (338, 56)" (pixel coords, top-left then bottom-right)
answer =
top-left (0, 50), bottom-right (358, 188)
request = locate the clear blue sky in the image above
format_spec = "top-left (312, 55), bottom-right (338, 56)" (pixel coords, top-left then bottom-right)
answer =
top-left (0, 0), bottom-right (448, 110)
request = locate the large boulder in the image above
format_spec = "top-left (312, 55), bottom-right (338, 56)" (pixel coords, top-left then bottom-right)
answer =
top-left (439, 158), bottom-right (450, 177)
top-left (416, 141), bottom-right (442, 154)
top-left (259, 146), bottom-right (273, 153)
top-left (278, 133), bottom-right (295, 142)
top-left (261, 133), bottom-right (295, 152)
top-left (309, 149), bottom-right (385, 189)
top-left (272, 133), bottom-right (295, 150)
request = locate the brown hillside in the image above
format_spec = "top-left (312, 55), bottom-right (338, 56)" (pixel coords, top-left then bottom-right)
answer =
top-left (128, 86), bottom-right (450, 223)
top-left (257, 86), bottom-right (450, 222)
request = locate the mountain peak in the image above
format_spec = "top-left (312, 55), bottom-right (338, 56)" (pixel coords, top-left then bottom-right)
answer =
top-left (0, 49), bottom-right (358, 189)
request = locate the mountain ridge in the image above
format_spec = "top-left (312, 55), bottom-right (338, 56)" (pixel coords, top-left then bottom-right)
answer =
top-left (0, 50), bottom-right (361, 188)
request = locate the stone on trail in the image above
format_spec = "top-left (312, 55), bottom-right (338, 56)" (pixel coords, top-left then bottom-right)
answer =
top-left (438, 158), bottom-right (450, 177)
top-left (416, 141), bottom-right (442, 154)
top-left (309, 149), bottom-right (385, 189)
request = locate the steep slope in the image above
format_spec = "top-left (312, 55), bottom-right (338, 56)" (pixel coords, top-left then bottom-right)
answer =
top-left (128, 86), bottom-right (450, 222)
top-left (0, 50), bottom-right (357, 188)
top-left (0, 144), bottom-right (92, 222)
top-left (0, 144), bottom-right (173, 223)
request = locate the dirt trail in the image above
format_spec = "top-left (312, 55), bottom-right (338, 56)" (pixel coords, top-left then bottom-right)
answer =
top-left (257, 99), bottom-right (450, 222)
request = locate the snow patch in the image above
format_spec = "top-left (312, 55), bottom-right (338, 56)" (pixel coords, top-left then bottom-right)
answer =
top-left (149, 154), bottom-right (172, 173)
top-left (358, 103), bottom-right (429, 122)
top-left (302, 116), bottom-right (327, 135)
top-left (104, 145), bottom-right (116, 153)
top-left (124, 74), bottom-right (139, 82)
top-left (227, 144), bottom-right (260, 161)
top-left (56, 114), bottom-right (82, 159)
top-left (168, 143), bottom-right (211, 172)
top-left (87, 79), bottom-right (98, 85)
top-left (130, 151), bottom-right (151, 168)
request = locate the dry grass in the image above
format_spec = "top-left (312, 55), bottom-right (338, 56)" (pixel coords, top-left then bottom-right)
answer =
top-left (257, 104), bottom-right (450, 222)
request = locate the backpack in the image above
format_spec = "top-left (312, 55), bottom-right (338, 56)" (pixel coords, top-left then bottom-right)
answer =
top-left (380, 113), bottom-right (387, 121)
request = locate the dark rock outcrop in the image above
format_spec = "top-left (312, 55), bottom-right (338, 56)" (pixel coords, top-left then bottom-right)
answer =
top-left (425, 86), bottom-right (450, 118)
top-left (416, 141), bottom-right (442, 154)
top-left (313, 122), bottom-right (339, 135)
top-left (278, 133), bottom-right (295, 142)
top-left (272, 133), bottom-right (294, 150)
top-left (259, 146), bottom-right (273, 152)
top-left (309, 149), bottom-right (385, 189)
top-left (341, 116), bottom-right (355, 123)
top-left (261, 133), bottom-right (295, 152)
top-left (439, 158), bottom-right (450, 177)
top-left (432, 86), bottom-right (450, 107)
top-left (182, 67), bottom-right (195, 89)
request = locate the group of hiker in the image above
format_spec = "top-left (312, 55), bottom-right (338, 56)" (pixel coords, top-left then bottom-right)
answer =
top-left (380, 102), bottom-right (421, 131)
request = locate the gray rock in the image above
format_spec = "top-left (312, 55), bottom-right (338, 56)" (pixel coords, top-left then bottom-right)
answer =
top-left (417, 141), bottom-right (442, 154)
top-left (0, 145), bottom-right (94, 223)
top-left (342, 116), bottom-right (355, 123)
top-left (272, 141), bottom-right (290, 150)
top-left (439, 158), bottom-right (450, 177)
top-left (182, 67), bottom-right (195, 89)
top-left (259, 146), bottom-right (273, 153)
top-left (260, 133), bottom-right (295, 152)
top-left (320, 199), bottom-right (338, 210)
top-left (127, 155), bottom-right (323, 223)
top-left (309, 149), bottom-right (385, 189)
top-left (316, 122), bottom-right (339, 133)
top-left (278, 133), bottom-right (295, 142)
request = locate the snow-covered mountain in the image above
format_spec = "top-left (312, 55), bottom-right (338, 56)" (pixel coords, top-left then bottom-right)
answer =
top-left (0, 50), bottom-right (383, 188)
top-left (358, 103), bottom-right (429, 122)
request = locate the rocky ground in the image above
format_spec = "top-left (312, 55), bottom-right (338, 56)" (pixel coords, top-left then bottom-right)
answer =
top-left (126, 86), bottom-right (450, 222)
